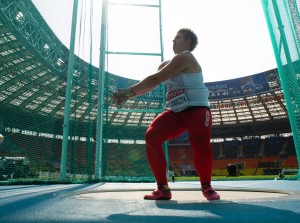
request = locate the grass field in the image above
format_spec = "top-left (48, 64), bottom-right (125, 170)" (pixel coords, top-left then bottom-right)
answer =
top-left (172, 175), bottom-right (281, 182)
top-left (1, 174), bottom-right (297, 186)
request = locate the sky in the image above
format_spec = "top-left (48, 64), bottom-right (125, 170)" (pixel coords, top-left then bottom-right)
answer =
top-left (32, 0), bottom-right (277, 83)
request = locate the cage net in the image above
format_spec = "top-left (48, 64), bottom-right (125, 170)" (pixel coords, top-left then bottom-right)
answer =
top-left (97, 0), bottom-right (165, 182)
top-left (0, 0), bottom-right (163, 183)
top-left (262, 0), bottom-right (300, 179)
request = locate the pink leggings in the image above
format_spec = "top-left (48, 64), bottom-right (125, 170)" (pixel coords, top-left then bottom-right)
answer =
top-left (145, 107), bottom-right (213, 186)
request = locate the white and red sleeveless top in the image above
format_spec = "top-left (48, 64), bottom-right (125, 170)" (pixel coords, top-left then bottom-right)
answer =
top-left (164, 72), bottom-right (209, 112)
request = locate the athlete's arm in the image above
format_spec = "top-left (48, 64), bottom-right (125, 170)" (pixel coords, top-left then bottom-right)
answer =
top-left (130, 51), bottom-right (193, 96)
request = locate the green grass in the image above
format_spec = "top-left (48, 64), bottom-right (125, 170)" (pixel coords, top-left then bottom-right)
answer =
top-left (2, 174), bottom-right (297, 186)
top-left (171, 175), bottom-right (280, 181)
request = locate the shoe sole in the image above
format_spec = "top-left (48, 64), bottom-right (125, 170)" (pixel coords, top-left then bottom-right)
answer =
top-left (204, 195), bottom-right (220, 200)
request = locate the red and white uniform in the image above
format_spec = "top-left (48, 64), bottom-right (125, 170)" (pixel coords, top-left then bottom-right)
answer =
top-left (145, 71), bottom-right (213, 186)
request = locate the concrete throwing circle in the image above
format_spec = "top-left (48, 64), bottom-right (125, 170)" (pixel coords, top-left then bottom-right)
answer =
top-left (75, 189), bottom-right (291, 203)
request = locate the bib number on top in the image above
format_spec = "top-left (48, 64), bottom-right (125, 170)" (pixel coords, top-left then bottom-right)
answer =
top-left (166, 89), bottom-right (189, 112)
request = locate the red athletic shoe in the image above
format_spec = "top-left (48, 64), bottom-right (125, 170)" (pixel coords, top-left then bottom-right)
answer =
top-left (144, 188), bottom-right (172, 200)
top-left (202, 186), bottom-right (220, 200)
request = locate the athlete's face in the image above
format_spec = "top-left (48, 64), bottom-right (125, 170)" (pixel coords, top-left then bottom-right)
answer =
top-left (173, 32), bottom-right (190, 54)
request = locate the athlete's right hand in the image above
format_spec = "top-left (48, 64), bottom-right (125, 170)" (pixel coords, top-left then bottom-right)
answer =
top-left (112, 88), bottom-right (135, 106)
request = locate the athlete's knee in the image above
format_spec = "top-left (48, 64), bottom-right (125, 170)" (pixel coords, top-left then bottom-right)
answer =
top-left (145, 126), bottom-right (157, 141)
top-left (190, 138), bottom-right (212, 153)
top-left (145, 128), bottom-right (163, 149)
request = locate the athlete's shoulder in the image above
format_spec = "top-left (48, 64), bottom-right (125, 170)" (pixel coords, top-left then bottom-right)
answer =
top-left (175, 50), bottom-right (194, 60)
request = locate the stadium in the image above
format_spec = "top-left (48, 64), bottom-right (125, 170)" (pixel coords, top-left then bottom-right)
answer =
top-left (0, 0), bottom-right (298, 182)
top-left (0, 1), bottom-right (300, 222)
